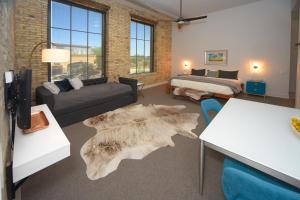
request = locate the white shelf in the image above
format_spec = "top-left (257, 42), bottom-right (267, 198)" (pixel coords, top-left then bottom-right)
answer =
top-left (13, 104), bottom-right (70, 183)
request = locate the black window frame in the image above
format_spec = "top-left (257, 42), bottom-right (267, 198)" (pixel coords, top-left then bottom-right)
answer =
top-left (48, 0), bottom-right (107, 81)
top-left (130, 19), bottom-right (154, 74)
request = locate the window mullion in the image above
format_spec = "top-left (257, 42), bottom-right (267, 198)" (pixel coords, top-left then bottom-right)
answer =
top-left (136, 25), bottom-right (138, 74)
top-left (143, 25), bottom-right (145, 73)
top-left (86, 9), bottom-right (89, 80)
top-left (70, 5), bottom-right (72, 79)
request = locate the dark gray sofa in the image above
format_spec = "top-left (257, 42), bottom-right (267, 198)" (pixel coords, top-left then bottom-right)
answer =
top-left (36, 77), bottom-right (137, 127)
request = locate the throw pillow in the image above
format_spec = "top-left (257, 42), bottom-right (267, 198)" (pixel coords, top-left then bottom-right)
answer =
top-left (218, 70), bottom-right (239, 79)
top-left (43, 82), bottom-right (60, 95)
top-left (54, 78), bottom-right (73, 92)
top-left (69, 77), bottom-right (83, 90)
top-left (206, 70), bottom-right (218, 78)
top-left (191, 69), bottom-right (205, 76)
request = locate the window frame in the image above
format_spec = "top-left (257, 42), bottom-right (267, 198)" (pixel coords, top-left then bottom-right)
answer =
top-left (48, 0), bottom-right (107, 81)
top-left (130, 19), bottom-right (154, 74)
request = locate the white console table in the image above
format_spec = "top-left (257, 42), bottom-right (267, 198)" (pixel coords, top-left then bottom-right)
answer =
top-left (13, 104), bottom-right (70, 183)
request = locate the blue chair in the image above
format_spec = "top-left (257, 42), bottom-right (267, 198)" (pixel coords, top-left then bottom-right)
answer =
top-left (200, 99), bottom-right (222, 125)
top-left (222, 158), bottom-right (300, 200)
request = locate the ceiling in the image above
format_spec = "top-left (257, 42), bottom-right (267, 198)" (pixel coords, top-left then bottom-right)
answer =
top-left (126, 0), bottom-right (261, 18)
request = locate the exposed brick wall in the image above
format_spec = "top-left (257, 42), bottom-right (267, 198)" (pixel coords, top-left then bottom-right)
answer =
top-left (0, 0), bottom-right (15, 199)
top-left (15, 0), bottom-right (172, 98)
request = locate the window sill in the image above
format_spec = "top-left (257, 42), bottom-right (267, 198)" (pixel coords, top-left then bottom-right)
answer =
top-left (128, 72), bottom-right (157, 77)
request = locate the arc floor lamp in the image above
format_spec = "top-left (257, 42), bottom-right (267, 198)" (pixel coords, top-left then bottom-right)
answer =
top-left (29, 41), bottom-right (70, 68)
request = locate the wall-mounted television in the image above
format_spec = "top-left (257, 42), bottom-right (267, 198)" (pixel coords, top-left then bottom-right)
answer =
top-left (16, 69), bottom-right (32, 129)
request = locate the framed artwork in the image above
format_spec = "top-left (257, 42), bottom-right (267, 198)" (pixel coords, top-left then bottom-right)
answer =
top-left (205, 50), bottom-right (228, 65)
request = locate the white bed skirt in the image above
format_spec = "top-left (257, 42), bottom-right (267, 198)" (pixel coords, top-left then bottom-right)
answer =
top-left (171, 79), bottom-right (234, 96)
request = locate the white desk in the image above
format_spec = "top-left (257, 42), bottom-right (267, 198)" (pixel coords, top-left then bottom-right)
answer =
top-left (199, 98), bottom-right (300, 193)
top-left (13, 104), bottom-right (70, 183)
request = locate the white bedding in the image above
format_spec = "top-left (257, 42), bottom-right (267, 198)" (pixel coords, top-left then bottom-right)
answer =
top-left (171, 77), bottom-right (242, 96)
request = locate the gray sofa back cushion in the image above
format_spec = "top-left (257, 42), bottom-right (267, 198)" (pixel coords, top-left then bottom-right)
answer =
top-left (82, 77), bottom-right (108, 86)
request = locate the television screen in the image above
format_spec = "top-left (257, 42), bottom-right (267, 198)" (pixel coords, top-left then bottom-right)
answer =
top-left (17, 69), bottom-right (32, 129)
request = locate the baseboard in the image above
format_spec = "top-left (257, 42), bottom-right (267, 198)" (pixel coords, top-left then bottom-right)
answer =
top-left (143, 81), bottom-right (168, 90)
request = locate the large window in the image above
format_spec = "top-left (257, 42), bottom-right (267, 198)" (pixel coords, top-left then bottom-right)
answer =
top-left (50, 0), bottom-right (105, 81)
top-left (130, 20), bottom-right (154, 74)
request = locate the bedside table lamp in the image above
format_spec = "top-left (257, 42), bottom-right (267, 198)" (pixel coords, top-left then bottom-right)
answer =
top-left (183, 61), bottom-right (191, 75)
top-left (250, 63), bottom-right (262, 81)
top-left (253, 65), bottom-right (259, 72)
top-left (247, 62), bottom-right (266, 99)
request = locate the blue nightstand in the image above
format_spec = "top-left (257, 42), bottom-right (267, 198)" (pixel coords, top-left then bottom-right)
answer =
top-left (246, 81), bottom-right (266, 98)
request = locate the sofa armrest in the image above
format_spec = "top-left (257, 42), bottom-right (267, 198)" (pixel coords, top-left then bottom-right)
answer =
top-left (36, 86), bottom-right (55, 111)
top-left (119, 77), bottom-right (138, 102)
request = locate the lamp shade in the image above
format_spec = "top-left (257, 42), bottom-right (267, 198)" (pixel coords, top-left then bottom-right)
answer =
top-left (42, 49), bottom-right (70, 63)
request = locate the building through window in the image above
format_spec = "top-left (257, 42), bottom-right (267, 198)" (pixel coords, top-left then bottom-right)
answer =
top-left (50, 0), bottom-right (105, 81)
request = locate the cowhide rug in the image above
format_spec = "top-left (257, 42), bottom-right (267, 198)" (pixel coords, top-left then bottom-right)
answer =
top-left (80, 104), bottom-right (199, 180)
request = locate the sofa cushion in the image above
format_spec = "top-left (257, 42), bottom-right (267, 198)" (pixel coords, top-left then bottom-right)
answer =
top-left (69, 77), bottom-right (83, 90)
top-left (55, 79), bottom-right (73, 92)
top-left (43, 82), bottom-right (60, 94)
top-left (82, 77), bottom-right (108, 86)
top-left (53, 83), bottom-right (132, 115)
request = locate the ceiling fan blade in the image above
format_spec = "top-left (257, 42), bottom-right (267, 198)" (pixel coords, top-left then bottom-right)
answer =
top-left (184, 16), bottom-right (207, 22)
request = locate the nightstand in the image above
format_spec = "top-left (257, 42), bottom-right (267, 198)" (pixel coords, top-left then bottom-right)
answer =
top-left (246, 80), bottom-right (266, 98)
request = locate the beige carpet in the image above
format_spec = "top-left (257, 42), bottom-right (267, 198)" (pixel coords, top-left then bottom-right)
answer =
top-left (81, 104), bottom-right (199, 180)
top-left (21, 85), bottom-right (294, 200)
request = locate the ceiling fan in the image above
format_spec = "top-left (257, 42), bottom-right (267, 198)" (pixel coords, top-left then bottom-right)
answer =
top-left (175, 0), bottom-right (207, 29)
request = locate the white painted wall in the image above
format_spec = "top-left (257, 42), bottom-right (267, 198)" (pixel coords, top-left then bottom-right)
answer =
top-left (172, 0), bottom-right (291, 98)
top-left (296, 0), bottom-right (300, 108)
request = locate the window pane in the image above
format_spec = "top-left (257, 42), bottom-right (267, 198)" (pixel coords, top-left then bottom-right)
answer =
top-left (145, 57), bottom-right (151, 72)
top-left (89, 11), bottom-right (102, 33)
top-left (51, 28), bottom-right (70, 47)
top-left (51, 1), bottom-right (70, 29)
top-left (137, 40), bottom-right (144, 56)
top-left (137, 40), bottom-right (144, 73)
top-left (145, 25), bottom-right (151, 41)
top-left (88, 33), bottom-right (102, 57)
top-left (88, 56), bottom-right (102, 79)
top-left (51, 28), bottom-right (70, 81)
top-left (130, 56), bottom-right (137, 74)
top-left (131, 21), bottom-right (136, 38)
top-left (72, 31), bottom-right (87, 46)
top-left (145, 41), bottom-right (150, 57)
top-left (137, 56), bottom-right (144, 73)
top-left (72, 6), bottom-right (87, 31)
top-left (130, 39), bottom-right (136, 56)
top-left (70, 62), bottom-right (88, 80)
top-left (145, 41), bottom-right (151, 72)
top-left (137, 23), bottom-right (144, 39)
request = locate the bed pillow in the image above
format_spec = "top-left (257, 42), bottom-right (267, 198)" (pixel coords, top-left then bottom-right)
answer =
top-left (191, 69), bottom-right (205, 76)
top-left (54, 78), bottom-right (73, 92)
top-left (69, 77), bottom-right (83, 90)
top-left (218, 70), bottom-right (239, 80)
top-left (43, 82), bottom-right (60, 95)
top-left (206, 70), bottom-right (218, 78)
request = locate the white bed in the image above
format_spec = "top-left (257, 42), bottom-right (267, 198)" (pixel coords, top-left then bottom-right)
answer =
top-left (171, 77), bottom-right (242, 96)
